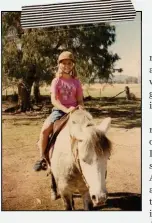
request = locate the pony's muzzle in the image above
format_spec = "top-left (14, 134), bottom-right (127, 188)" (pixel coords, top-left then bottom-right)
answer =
top-left (91, 193), bottom-right (107, 207)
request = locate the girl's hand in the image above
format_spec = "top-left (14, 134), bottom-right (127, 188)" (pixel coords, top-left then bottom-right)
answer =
top-left (78, 105), bottom-right (84, 110)
top-left (66, 106), bottom-right (77, 113)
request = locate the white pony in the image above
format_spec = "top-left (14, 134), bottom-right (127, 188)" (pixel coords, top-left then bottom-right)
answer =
top-left (50, 109), bottom-right (112, 210)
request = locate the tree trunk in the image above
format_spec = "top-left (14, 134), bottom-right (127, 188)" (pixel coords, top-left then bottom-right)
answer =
top-left (18, 81), bottom-right (32, 112)
top-left (33, 81), bottom-right (40, 103)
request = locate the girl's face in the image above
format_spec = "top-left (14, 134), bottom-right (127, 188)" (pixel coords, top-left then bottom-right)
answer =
top-left (59, 59), bottom-right (74, 74)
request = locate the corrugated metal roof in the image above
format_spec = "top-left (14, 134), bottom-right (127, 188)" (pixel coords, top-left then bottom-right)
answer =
top-left (21, 0), bottom-right (136, 29)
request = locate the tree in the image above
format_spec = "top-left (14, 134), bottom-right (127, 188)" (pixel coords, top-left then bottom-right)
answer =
top-left (2, 12), bottom-right (122, 111)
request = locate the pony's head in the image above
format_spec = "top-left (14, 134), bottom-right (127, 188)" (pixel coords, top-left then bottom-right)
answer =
top-left (69, 109), bottom-right (112, 207)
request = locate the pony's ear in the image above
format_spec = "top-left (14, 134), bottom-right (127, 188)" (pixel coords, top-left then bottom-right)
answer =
top-left (96, 117), bottom-right (111, 134)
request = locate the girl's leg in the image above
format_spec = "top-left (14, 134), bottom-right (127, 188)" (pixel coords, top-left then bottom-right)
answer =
top-left (38, 116), bottom-right (53, 159)
top-left (34, 116), bottom-right (53, 171)
top-left (34, 110), bottom-right (66, 171)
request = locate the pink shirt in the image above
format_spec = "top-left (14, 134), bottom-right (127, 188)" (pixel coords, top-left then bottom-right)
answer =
top-left (50, 77), bottom-right (83, 108)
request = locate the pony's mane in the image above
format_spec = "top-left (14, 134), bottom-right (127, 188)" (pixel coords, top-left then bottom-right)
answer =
top-left (83, 127), bottom-right (112, 156)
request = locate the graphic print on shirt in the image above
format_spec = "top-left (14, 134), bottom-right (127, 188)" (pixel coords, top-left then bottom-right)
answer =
top-left (58, 81), bottom-right (76, 101)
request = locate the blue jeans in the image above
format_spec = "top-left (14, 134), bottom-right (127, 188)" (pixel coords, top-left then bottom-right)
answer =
top-left (47, 108), bottom-right (66, 124)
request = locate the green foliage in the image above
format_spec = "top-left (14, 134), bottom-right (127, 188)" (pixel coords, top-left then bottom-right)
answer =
top-left (2, 12), bottom-right (122, 87)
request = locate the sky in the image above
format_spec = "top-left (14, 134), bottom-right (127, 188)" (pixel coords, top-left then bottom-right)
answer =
top-left (110, 12), bottom-right (141, 77)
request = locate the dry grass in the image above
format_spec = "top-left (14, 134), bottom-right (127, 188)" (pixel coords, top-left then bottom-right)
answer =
top-left (2, 84), bottom-right (141, 99)
top-left (83, 83), bottom-right (141, 98)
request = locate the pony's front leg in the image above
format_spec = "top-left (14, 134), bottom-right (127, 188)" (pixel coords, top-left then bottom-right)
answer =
top-left (82, 191), bottom-right (93, 211)
top-left (49, 170), bottom-right (58, 201)
top-left (61, 193), bottom-right (74, 210)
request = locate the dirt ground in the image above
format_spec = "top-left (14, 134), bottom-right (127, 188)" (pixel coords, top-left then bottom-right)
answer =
top-left (2, 111), bottom-right (141, 211)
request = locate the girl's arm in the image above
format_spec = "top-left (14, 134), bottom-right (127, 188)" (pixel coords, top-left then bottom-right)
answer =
top-left (51, 93), bottom-right (69, 113)
top-left (76, 80), bottom-right (84, 108)
top-left (77, 94), bottom-right (84, 107)
top-left (51, 94), bottom-right (76, 113)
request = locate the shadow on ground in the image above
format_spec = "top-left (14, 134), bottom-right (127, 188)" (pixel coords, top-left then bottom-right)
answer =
top-left (85, 98), bottom-right (141, 129)
top-left (2, 97), bottom-right (141, 129)
top-left (102, 192), bottom-right (141, 211)
top-left (75, 192), bottom-right (141, 211)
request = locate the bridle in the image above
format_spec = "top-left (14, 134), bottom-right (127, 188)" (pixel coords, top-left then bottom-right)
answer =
top-left (70, 136), bottom-right (90, 189)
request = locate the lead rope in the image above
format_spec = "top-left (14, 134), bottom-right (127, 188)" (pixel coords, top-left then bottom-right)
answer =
top-left (70, 136), bottom-right (89, 189)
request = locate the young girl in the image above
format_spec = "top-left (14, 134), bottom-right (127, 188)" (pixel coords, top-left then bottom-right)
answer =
top-left (33, 51), bottom-right (84, 171)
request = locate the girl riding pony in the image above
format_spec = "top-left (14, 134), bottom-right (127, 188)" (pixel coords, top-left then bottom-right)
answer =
top-left (33, 51), bottom-right (84, 171)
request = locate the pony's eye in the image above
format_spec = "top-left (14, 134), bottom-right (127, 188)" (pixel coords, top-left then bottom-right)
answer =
top-left (78, 139), bottom-right (83, 143)
top-left (82, 158), bottom-right (87, 163)
top-left (86, 123), bottom-right (93, 127)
